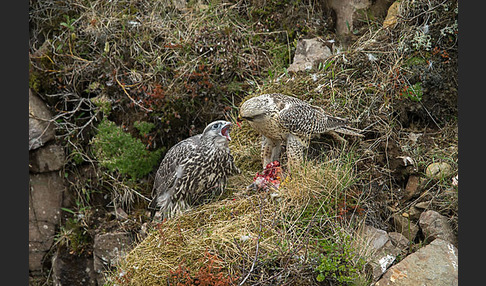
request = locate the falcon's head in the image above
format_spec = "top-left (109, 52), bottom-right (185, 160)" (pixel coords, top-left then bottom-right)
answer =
top-left (201, 120), bottom-right (233, 147)
top-left (238, 95), bottom-right (275, 123)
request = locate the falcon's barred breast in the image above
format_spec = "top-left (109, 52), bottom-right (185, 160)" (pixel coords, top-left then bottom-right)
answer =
top-left (239, 93), bottom-right (363, 168)
top-left (149, 120), bottom-right (240, 219)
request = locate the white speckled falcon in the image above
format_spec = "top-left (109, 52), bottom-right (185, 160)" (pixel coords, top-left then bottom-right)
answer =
top-left (149, 120), bottom-right (240, 219)
top-left (239, 93), bottom-right (363, 168)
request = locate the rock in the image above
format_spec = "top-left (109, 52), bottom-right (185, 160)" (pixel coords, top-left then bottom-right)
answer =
top-left (29, 173), bottom-right (65, 222)
top-left (29, 221), bottom-right (56, 271)
top-left (113, 207), bottom-right (129, 220)
top-left (425, 162), bottom-right (453, 180)
top-left (387, 232), bottom-right (409, 254)
top-left (93, 232), bottom-right (133, 285)
top-left (287, 38), bottom-right (332, 72)
top-left (29, 143), bottom-right (65, 173)
top-left (414, 201), bottom-right (431, 209)
top-left (29, 250), bottom-right (48, 276)
top-left (359, 225), bottom-right (409, 281)
top-left (383, 1), bottom-right (400, 29)
top-left (407, 206), bottom-right (422, 220)
top-left (391, 213), bottom-right (419, 242)
top-left (29, 172), bottom-right (66, 273)
top-left (29, 89), bottom-right (55, 150)
top-left (326, 0), bottom-right (371, 36)
top-left (402, 175), bottom-right (421, 201)
top-left (375, 239), bottom-right (458, 286)
top-left (52, 247), bottom-right (97, 286)
top-left (419, 210), bottom-right (457, 246)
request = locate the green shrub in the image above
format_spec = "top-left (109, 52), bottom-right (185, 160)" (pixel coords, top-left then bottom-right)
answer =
top-left (316, 237), bottom-right (366, 285)
top-left (91, 118), bottom-right (162, 179)
top-left (134, 121), bottom-right (155, 136)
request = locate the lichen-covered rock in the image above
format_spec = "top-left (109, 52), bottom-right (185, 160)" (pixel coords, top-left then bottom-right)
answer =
top-left (29, 143), bottom-right (65, 173)
top-left (29, 172), bottom-right (66, 273)
top-left (383, 1), bottom-right (400, 28)
top-left (375, 239), bottom-right (458, 286)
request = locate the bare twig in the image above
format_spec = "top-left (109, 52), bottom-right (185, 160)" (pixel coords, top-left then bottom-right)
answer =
top-left (114, 75), bottom-right (153, 113)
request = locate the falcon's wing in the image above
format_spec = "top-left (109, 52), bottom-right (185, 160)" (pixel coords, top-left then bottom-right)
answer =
top-left (150, 135), bottom-right (201, 206)
top-left (279, 103), bottom-right (348, 136)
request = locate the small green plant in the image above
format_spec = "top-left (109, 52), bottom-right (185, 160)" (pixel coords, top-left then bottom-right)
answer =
top-left (91, 94), bottom-right (112, 116)
top-left (134, 121), bottom-right (155, 136)
top-left (316, 237), bottom-right (366, 285)
top-left (60, 15), bottom-right (76, 32)
top-left (400, 82), bottom-right (423, 102)
top-left (91, 118), bottom-right (162, 179)
top-left (54, 216), bottom-right (91, 254)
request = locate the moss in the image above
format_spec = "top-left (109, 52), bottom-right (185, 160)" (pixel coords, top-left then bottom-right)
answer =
top-left (406, 56), bottom-right (427, 66)
top-left (91, 118), bottom-right (162, 179)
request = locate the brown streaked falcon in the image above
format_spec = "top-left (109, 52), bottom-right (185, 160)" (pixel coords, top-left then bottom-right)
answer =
top-left (149, 120), bottom-right (240, 219)
top-left (239, 93), bottom-right (363, 168)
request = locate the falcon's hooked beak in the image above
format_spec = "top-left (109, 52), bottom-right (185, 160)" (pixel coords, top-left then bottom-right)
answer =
top-left (221, 122), bottom-right (232, 141)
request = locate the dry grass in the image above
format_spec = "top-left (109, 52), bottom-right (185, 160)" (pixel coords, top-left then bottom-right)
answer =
top-left (105, 124), bottom-right (369, 285)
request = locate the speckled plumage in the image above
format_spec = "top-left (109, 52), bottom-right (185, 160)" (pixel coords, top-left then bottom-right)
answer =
top-left (149, 120), bottom-right (240, 219)
top-left (239, 93), bottom-right (363, 167)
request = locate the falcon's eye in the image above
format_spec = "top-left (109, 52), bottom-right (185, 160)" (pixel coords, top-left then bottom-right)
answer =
top-left (212, 123), bottom-right (220, 129)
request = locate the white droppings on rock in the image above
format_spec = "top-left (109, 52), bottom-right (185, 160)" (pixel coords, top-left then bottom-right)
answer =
top-left (379, 254), bottom-right (396, 273)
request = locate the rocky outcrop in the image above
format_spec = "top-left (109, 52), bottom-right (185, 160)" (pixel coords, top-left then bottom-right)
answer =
top-left (374, 239), bottom-right (458, 286)
top-left (29, 89), bottom-right (67, 278)
top-left (366, 204), bottom-right (458, 284)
